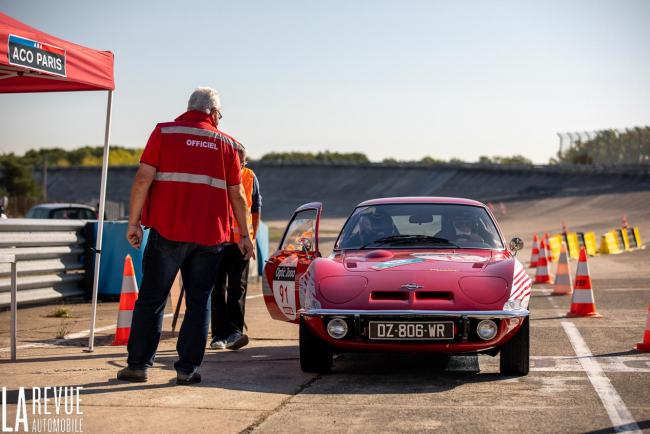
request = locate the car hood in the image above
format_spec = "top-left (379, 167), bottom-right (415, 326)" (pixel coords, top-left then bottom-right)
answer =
top-left (338, 249), bottom-right (494, 273)
top-left (307, 249), bottom-right (516, 311)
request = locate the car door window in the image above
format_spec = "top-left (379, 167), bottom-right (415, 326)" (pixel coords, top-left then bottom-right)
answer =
top-left (280, 209), bottom-right (317, 251)
top-left (51, 208), bottom-right (83, 219)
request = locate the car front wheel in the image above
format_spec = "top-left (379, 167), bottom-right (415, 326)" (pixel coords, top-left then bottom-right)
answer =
top-left (499, 316), bottom-right (530, 376)
top-left (299, 318), bottom-right (333, 374)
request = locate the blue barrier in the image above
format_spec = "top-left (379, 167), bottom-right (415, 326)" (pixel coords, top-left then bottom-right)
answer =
top-left (89, 222), bottom-right (149, 296)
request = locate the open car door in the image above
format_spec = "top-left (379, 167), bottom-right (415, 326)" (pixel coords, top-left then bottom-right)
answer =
top-left (263, 202), bottom-right (322, 323)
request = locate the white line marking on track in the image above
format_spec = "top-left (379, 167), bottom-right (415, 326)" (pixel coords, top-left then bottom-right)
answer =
top-left (561, 321), bottom-right (641, 433)
top-left (1, 295), bottom-right (264, 353)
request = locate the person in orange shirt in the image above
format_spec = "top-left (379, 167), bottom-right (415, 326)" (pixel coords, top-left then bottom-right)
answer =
top-left (210, 146), bottom-right (261, 350)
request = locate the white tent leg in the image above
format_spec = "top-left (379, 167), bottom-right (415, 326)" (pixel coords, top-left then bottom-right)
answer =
top-left (87, 90), bottom-right (113, 352)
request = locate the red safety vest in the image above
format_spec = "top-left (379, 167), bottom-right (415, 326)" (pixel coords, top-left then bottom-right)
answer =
top-left (140, 110), bottom-right (242, 246)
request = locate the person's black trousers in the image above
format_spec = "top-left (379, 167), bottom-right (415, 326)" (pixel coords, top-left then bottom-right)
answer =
top-left (211, 242), bottom-right (250, 340)
top-left (127, 229), bottom-right (221, 375)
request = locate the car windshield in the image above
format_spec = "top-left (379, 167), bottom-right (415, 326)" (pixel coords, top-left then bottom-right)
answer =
top-left (25, 207), bottom-right (50, 218)
top-left (335, 203), bottom-right (503, 250)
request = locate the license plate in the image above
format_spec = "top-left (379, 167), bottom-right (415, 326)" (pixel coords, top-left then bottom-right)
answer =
top-left (368, 321), bottom-right (454, 340)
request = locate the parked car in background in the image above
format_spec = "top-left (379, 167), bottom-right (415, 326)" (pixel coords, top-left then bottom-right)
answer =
top-left (25, 203), bottom-right (97, 220)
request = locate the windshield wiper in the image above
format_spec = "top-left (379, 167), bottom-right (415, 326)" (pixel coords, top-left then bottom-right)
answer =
top-left (362, 235), bottom-right (460, 249)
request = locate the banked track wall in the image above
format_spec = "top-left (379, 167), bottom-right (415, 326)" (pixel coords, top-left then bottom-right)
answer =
top-left (36, 163), bottom-right (650, 220)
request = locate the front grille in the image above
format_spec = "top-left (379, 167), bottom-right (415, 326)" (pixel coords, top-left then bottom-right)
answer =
top-left (370, 291), bottom-right (409, 301)
top-left (415, 291), bottom-right (453, 300)
top-left (323, 315), bottom-right (502, 344)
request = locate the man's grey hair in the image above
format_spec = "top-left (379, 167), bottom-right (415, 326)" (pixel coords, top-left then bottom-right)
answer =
top-left (187, 87), bottom-right (221, 114)
top-left (238, 145), bottom-right (247, 162)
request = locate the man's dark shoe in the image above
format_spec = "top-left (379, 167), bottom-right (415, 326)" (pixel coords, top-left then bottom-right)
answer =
top-left (226, 332), bottom-right (249, 350)
top-left (117, 367), bottom-right (148, 382)
top-left (176, 371), bottom-right (201, 385)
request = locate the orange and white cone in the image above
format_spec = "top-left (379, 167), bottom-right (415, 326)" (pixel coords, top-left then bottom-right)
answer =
top-left (529, 234), bottom-right (540, 268)
top-left (634, 304), bottom-right (650, 352)
top-left (566, 247), bottom-right (602, 318)
top-left (544, 233), bottom-right (553, 263)
top-left (112, 255), bottom-right (139, 345)
top-left (534, 239), bottom-right (552, 284)
top-left (551, 242), bottom-right (572, 296)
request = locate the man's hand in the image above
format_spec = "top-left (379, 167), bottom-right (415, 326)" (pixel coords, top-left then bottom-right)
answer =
top-left (238, 236), bottom-right (256, 260)
top-left (127, 223), bottom-right (143, 249)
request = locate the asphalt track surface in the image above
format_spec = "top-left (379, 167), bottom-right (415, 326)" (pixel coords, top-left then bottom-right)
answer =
top-left (1, 191), bottom-right (649, 433)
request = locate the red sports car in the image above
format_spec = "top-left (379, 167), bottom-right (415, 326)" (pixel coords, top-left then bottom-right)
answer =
top-left (263, 197), bottom-right (531, 375)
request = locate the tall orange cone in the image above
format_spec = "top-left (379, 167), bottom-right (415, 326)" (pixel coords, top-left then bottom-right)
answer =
top-left (634, 304), bottom-right (650, 352)
top-left (112, 255), bottom-right (139, 345)
top-left (545, 233), bottom-right (554, 263)
top-left (566, 247), bottom-right (601, 318)
top-left (529, 234), bottom-right (540, 268)
top-left (551, 242), bottom-right (572, 296)
top-left (534, 239), bottom-right (552, 284)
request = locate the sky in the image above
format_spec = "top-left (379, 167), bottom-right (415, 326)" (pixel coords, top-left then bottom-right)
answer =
top-left (0, 0), bottom-right (649, 163)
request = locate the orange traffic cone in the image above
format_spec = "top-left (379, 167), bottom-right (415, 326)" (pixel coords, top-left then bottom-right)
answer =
top-left (112, 255), bottom-right (139, 345)
top-left (529, 234), bottom-right (540, 268)
top-left (544, 233), bottom-right (553, 263)
top-left (551, 242), bottom-right (572, 296)
top-left (634, 304), bottom-right (650, 352)
top-left (534, 239), bottom-right (552, 284)
top-left (622, 214), bottom-right (629, 229)
top-left (566, 247), bottom-right (601, 318)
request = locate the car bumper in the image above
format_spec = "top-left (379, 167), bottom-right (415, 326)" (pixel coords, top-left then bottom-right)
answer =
top-left (300, 308), bottom-right (529, 353)
top-left (301, 308), bottom-right (529, 319)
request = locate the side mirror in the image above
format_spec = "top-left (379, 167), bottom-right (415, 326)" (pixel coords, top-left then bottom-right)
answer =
top-left (509, 237), bottom-right (524, 256)
top-left (298, 237), bottom-right (313, 258)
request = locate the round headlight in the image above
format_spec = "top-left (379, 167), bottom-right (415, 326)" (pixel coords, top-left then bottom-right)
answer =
top-left (476, 319), bottom-right (498, 341)
top-left (327, 318), bottom-right (348, 339)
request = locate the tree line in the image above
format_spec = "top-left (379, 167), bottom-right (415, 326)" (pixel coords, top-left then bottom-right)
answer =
top-left (554, 127), bottom-right (650, 165)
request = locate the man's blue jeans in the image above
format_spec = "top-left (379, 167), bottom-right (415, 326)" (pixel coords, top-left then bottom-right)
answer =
top-left (127, 229), bottom-right (221, 375)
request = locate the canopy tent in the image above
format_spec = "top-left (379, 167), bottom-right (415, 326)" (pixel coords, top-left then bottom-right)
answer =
top-left (0, 12), bottom-right (114, 351)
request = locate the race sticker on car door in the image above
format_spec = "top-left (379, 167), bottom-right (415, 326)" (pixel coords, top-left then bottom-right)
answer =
top-left (273, 255), bottom-right (298, 320)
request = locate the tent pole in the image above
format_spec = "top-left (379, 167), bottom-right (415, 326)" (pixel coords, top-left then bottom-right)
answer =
top-left (86, 90), bottom-right (113, 352)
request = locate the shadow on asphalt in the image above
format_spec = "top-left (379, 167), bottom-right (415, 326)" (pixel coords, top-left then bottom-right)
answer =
top-left (583, 420), bottom-right (650, 434)
top-left (3, 344), bottom-right (514, 399)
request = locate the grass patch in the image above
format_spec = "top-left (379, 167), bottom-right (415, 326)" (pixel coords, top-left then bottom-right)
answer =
top-left (47, 306), bottom-right (72, 318)
top-left (55, 319), bottom-right (70, 339)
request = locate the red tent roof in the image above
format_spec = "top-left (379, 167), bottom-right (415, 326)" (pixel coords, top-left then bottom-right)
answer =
top-left (0, 12), bottom-right (114, 93)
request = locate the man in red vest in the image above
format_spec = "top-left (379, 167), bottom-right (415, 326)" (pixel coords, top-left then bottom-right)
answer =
top-left (118, 87), bottom-right (254, 384)
top-left (210, 146), bottom-right (261, 350)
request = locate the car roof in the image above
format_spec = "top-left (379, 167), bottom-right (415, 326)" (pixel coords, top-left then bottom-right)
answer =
top-left (31, 203), bottom-right (95, 210)
top-left (357, 197), bottom-right (486, 207)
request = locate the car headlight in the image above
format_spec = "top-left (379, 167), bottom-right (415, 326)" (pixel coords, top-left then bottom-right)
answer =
top-left (503, 299), bottom-right (524, 311)
top-left (476, 319), bottom-right (498, 340)
top-left (326, 318), bottom-right (348, 339)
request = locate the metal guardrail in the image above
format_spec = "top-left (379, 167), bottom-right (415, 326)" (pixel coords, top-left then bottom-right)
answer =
top-left (0, 219), bottom-right (86, 307)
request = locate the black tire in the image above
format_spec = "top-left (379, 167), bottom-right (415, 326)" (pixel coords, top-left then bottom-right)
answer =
top-left (299, 318), bottom-right (333, 373)
top-left (499, 316), bottom-right (530, 376)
